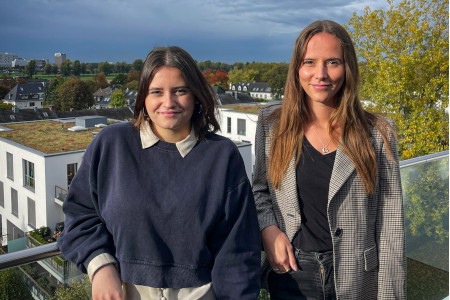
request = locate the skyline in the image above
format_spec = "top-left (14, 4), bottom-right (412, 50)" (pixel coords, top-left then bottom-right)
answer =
top-left (1, 0), bottom-right (390, 64)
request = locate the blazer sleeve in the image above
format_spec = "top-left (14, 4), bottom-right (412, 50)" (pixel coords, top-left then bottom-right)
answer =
top-left (210, 156), bottom-right (262, 299)
top-left (252, 108), bottom-right (278, 231)
top-left (57, 137), bottom-right (116, 274)
top-left (375, 121), bottom-right (406, 299)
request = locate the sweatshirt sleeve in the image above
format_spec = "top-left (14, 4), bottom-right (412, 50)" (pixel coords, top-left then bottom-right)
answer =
top-left (57, 136), bottom-right (116, 273)
top-left (210, 153), bottom-right (262, 299)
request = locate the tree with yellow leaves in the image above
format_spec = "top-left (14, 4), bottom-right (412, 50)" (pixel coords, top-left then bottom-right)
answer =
top-left (347, 0), bottom-right (448, 159)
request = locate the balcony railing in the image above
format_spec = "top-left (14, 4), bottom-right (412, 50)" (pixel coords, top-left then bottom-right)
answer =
top-left (0, 151), bottom-right (448, 299)
top-left (54, 185), bottom-right (67, 206)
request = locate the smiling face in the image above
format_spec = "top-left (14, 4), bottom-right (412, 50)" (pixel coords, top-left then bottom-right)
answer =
top-left (299, 32), bottom-right (345, 108)
top-left (145, 67), bottom-right (195, 143)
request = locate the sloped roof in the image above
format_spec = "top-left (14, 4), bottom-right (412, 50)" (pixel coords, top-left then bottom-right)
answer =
top-left (3, 82), bottom-right (46, 101)
top-left (0, 108), bottom-right (56, 123)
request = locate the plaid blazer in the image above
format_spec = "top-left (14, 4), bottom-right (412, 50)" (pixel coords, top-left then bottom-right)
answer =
top-left (253, 105), bottom-right (406, 299)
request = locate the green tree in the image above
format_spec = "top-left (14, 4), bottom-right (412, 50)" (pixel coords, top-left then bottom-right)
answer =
top-left (51, 64), bottom-right (59, 75)
top-left (80, 63), bottom-right (87, 75)
top-left (125, 80), bottom-right (139, 90)
top-left (52, 275), bottom-right (91, 300)
top-left (72, 60), bottom-right (81, 76)
top-left (54, 77), bottom-right (94, 111)
top-left (60, 60), bottom-right (72, 76)
top-left (45, 76), bottom-right (66, 106)
top-left (266, 63), bottom-right (289, 100)
top-left (25, 59), bottom-right (36, 78)
top-left (111, 73), bottom-right (127, 87)
top-left (131, 59), bottom-right (143, 71)
top-left (109, 90), bottom-right (127, 107)
top-left (43, 64), bottom-right (52, 75)
top-left (98, 62), bottom-right (113, 75)
top-left (0, 269), bottom-right (33, 300)
top-left (347, 0), bottom-right (449, 159)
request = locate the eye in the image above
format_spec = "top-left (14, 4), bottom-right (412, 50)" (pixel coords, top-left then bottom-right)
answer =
top-left (327, 60), bottom-right (341, 66)
top-left (174, 88), bottom-right (189, 96)
top-left (148, 90), bottom-right (162, 95)
top-left (302, 60), bottom-right (314, 65)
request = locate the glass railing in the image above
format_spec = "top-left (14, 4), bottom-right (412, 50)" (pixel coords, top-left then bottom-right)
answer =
top-left (0, 151), bottom-right (448, 299)
top-left (400, 150), bottom-right (449, 300)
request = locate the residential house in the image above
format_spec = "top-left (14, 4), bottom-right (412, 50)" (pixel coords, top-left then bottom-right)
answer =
top-left (2, 82), bottom-right (47, 109)
top-left (229, 82), bottom-right (274, 100)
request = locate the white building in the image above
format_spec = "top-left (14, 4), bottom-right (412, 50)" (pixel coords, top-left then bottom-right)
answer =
top-left (0, 53), bottom-right (19, 68)
top-left (217, 105), bottom-right (263, 178)
top-left (0, 130), bottom-right (84, 244)
top-left (11, 58), bottom-right (28, 68)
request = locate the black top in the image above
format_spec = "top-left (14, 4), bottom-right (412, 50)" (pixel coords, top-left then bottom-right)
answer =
top-left (292, 137), bottom-right (336, 252)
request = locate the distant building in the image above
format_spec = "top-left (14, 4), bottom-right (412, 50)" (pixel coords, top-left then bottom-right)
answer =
top-left (212, 86), bottom-right (255, 105)
top-left (35, 59), bottom-right (49, 70)
top-left (229, 82), bottom-right (274, 100)
top-left (2, 82), bottom-right (47, 109)
top-left (11, 58), bottom-right (28, 68)
top-left (54, 53), bottom-right (66, 67)
top-left (0, 53), bottom-right (19, 68)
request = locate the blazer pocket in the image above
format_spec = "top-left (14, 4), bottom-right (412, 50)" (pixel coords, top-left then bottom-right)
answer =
top-left (364, 245), bottom-right (379, 272)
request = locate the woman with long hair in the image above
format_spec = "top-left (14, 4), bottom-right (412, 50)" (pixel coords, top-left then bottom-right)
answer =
top-left (253, 20), bottom-right (405, 299)
top-left (58, 46), bottom-right (261, 300)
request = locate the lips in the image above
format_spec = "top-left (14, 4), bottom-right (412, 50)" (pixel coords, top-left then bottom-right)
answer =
top-left (159, 111), bottom-right (182, 117)
top-left (311, 84), bottom-right (331, 90)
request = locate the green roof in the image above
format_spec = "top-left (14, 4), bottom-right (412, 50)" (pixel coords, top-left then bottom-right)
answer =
top-left (0, 121), bottom-right (104, 154)
top-left (220, 104), bottom-right (263, 115)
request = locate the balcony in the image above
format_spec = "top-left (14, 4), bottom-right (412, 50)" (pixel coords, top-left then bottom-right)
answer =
top-left (54, 185), bottom-right (67, 206)
top-left (0, 151), bottom-right (448, 299)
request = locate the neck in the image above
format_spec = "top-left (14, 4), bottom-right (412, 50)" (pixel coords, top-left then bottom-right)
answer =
top-left (307, 103), bottom-right (336, 129)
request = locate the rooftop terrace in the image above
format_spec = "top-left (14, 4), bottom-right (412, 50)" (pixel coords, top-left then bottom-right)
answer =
top-left (0, 120), bottom-right (106, 154)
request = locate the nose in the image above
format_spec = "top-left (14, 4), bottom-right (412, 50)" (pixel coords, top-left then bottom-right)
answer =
top-left (315, 63), bottom-right (328, 81)
top-left (162, 93), bottom-right (177, 108)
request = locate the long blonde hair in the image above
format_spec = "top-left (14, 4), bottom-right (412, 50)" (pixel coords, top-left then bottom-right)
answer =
top-left (268, 20), bottom-right (393, 194)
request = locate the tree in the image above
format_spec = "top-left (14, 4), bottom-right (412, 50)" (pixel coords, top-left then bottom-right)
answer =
top-left (72, 60), bottom-right (81, 76)
top-left (228, 66), bottom-right (257, 84)
top-left (98, 62), bottom-right (113, 75)
top-left (51, 64), bottom-right (59, 74)
top-left (80, 63), bottom-right (87, 75)
top-left (0, 269), bottom-right (33, 299)
top-left (92, 72), bottom-right (109, 89)
top-left (266, 63), bottom-right (289, 100)
top-left (110, 73), bottom-right (127, 87)
top-left (125, 80), bottom-right (139, 90)
top-left (109, 90), bottom-right (127, 107)
top-left (131, 59), bottom-right (143, 71)
top-left (60, 60), bottom-right (72, 76)
top-left (43, 64), bottom-right (52, 75)
top-left (54, 77), bottom-right (94, 111)
top-left (126, 70), bottom-right (140, 83)
top-left (347, 0), bottom-right (449, 159)
top-left (25, 59), bottom-right (36, 78)
top-left (52, 275), bottom-right (91, 300)
top-left (45, 76), bottom-right (66, 106)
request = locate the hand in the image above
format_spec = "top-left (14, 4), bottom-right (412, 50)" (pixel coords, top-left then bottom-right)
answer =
top-left (262, 225), bottom-right (298, 273)
top-left (92, 264), bottom-right (124, 300)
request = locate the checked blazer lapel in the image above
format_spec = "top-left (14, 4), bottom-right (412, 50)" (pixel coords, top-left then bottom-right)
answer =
top-left (328, 146), bottom-right (355, 204)
top-left (274, 155), bottom-right (301, 241)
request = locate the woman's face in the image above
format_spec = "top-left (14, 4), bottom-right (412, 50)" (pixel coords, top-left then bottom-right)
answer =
top-left (145, 67), bottom-right (195, 142)
top-left (298, 32), bottom-right (345, 107)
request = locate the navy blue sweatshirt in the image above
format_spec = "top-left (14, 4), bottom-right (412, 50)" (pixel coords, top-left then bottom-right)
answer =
top-left (58, 122), bottom-right (261, 299)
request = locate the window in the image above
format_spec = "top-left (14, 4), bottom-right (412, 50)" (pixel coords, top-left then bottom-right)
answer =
top-left (6, 152), bottom-right (13, 180)
top-left (27, 198), bottom-right (36, 229)
top-left (237, 119), bottom-right (246, 136)
top-left (11, 188), bottom-right (18, 217)
top-left (0, 181), bottom-right (3, 207)
top-left (227, 117), bottom-right (231, 133)
top-left (67, 163), bottom-right (78, 187)
top-left (23, 160), bottom-right (35, 190)
top-left (29, 102), bottom-right (35, 107)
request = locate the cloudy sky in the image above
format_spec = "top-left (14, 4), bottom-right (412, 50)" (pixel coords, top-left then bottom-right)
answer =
top-left (1, 0), bottom-right (390, 64)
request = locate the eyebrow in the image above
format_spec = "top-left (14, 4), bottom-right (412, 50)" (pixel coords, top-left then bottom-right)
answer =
top-left (148, 86), bottom-right (189, 90)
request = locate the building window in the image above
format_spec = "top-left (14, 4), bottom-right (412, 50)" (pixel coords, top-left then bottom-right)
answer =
top-left (6, 152), bottom-right (13, 180)
top-left (67, 163), bottom-right (78, 187)
top-left (23, 160), bottom-right (35, 190)
top-left (30, 102), bottom-right (35, 107)
top-left (237, 119), bottom-right (246, 136)
top-left (0, 181), bottom-right (3, 208)
top-left (11, 188), bottom-right (18, 217)
top-left (27, 197), bottom-right (36, 229)
top-left (227, 117), bottom-right (231, 133)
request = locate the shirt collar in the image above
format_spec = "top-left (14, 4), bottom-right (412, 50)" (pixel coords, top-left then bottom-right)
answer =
top-left (140, 121), bottom-right (197, 158)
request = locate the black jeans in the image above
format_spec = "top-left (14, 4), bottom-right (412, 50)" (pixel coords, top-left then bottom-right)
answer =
top-left (267, 248), bottom-right (336, 300)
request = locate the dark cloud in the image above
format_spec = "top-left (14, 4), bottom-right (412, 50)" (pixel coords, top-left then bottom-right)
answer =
top-left (0, 0), bottom-right (389, 63)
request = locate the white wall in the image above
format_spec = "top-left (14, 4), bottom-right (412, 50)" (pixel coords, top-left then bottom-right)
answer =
top-left (217, 108), bottom-right (259, 175)
top-left (0, 137), bottom-right (85, 242)
top-left (236, 142), bottom-right (252, 182)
